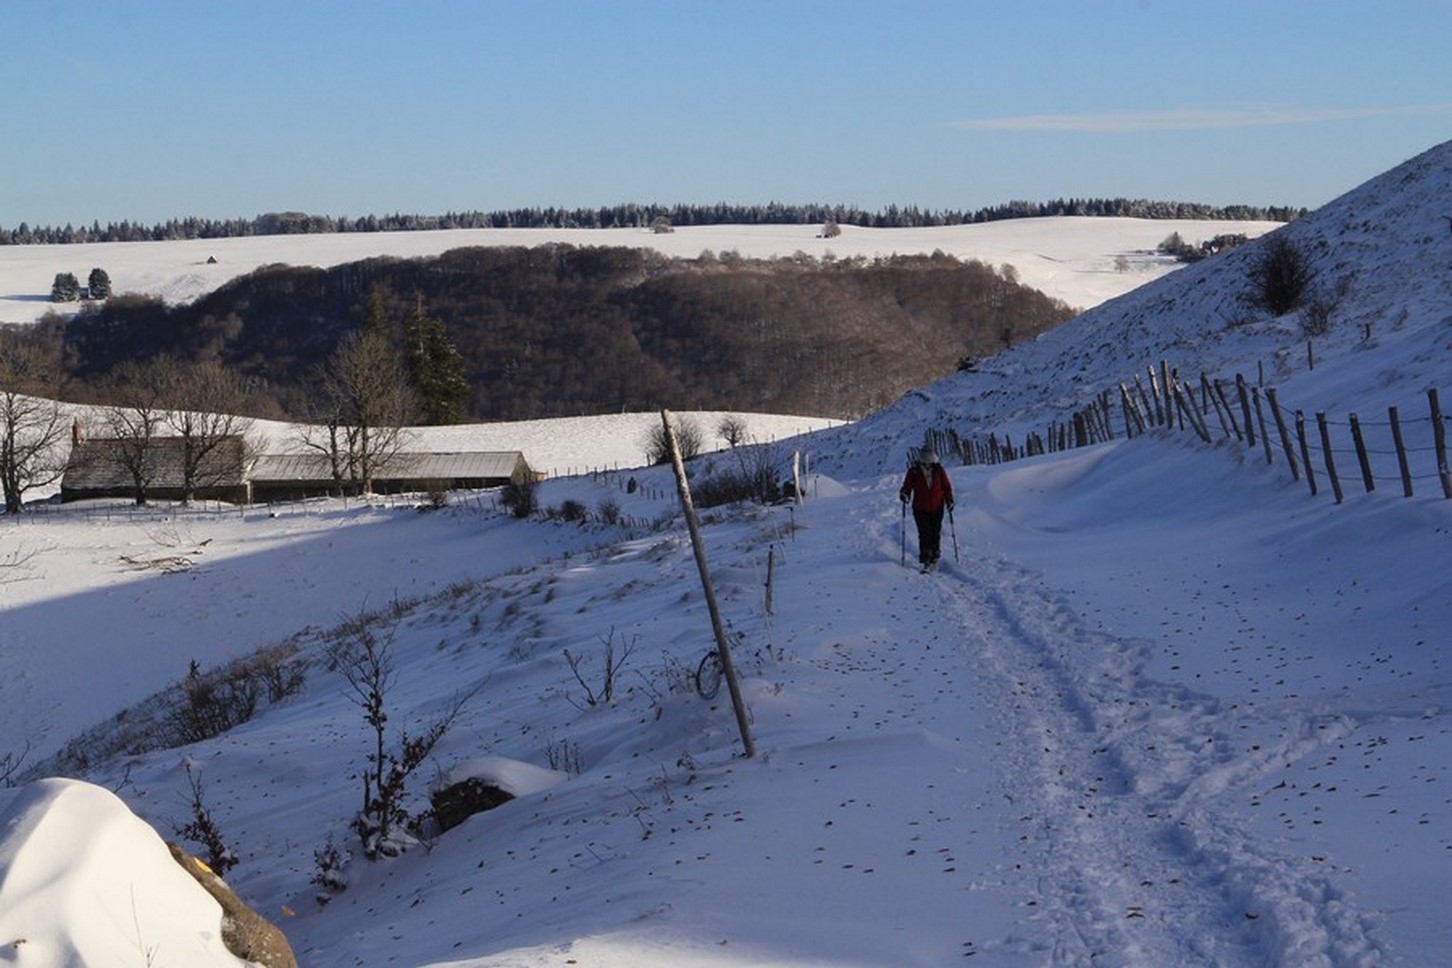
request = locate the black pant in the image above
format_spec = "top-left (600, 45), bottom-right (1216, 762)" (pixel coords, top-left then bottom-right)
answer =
top-left (913, 508), bottom-right (943, 564)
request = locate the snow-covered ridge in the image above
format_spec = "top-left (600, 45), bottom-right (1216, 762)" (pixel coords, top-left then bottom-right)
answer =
top-left (0, 216), bottom-right (1282, 326)
top-left (824, 139), bottom-right (1452, 477)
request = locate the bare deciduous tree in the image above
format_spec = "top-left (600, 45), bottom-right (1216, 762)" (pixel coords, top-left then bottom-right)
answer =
top-left (300, 330), bottom-right (414, 495)
top-left (162, 360), bottom-right (257, 504)
top-left (717, 414), bottom-right (749, 448)
top-left (105, 357), bottom-right (171, 506)
top-left (0, 339), bottom-right (69, 514)
top-left (645, 415), bottom-right (703, 465)
top-left (329, 607), bottom-right (478, 859)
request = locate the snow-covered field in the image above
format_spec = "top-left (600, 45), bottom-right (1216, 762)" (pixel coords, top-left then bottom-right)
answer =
top-left (3, 141), bottom-right (1451, 966)
top-left (0, 215), bottom-right (1282, 326)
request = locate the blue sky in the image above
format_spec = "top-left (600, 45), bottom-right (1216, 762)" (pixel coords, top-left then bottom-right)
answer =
top-left (4, 0), bottom-right (1450, 227)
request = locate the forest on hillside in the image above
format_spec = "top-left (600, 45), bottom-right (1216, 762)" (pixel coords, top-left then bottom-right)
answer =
top-left (0, 198), bottom-right (1303, 246)
top-left (13, 245), bottom-right (1073, 422)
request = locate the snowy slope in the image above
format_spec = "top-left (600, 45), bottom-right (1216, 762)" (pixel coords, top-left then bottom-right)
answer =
top-left (828, 140), bottom-right (1452, 474)
top-left (0, 216), bottom-right (1282, 326)
top-left (1, 140), bottom-right (1450, 967)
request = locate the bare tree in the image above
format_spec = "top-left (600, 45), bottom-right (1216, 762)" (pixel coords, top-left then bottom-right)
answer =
top-left (162, 360), bottom-right (257, 504)
top-left (717, 414), bottom-right (749, 448)
top-left (0, 340), bottom-right (69, 514)
top-left (645, 415), bottom-right (703, 465)
top-left (304, 330), bottom-right (414, 495)
top-left (104, 357), bottom-right (171, 506)
top-left (1, 742), bottom-right (29, 786)
top-left (328, 607), bottom-right (477, 859)
top-left (295, 365), bottom-right (353, 493)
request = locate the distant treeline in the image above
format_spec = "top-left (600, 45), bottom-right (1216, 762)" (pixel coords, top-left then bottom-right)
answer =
top-left (0, 199), bottom-right (1302, 246)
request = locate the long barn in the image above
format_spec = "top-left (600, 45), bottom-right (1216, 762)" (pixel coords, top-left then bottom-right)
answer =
top-left (60, 437), bottom-right (535, 504)
top-left (247, 451), bottom-right (534, 502)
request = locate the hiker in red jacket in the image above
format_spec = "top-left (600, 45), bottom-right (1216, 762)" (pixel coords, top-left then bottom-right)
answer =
top-left (899, 446), bottom-right (954, 571)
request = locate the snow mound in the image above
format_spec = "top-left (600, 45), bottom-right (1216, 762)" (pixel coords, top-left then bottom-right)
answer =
top-left (440, 756), bottom-right (569, 798)
top-left (0, 778), bottom-right (246, 966)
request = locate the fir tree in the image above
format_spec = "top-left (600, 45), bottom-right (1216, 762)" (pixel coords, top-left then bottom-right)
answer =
top-left (50, 272), bottom-right (80, 302)
top-left (403, 296), bottom-right (468, 425)
top-left (87, 267), bottom-right (112, 299)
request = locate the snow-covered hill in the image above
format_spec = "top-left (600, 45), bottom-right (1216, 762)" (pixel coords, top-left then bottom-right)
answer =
top-left (830, 141), bottom-right (1452, 472)
top-left (0, 215), bottom-right (1282, 327)
top-left (2, 141), bottom-right (1449, 967)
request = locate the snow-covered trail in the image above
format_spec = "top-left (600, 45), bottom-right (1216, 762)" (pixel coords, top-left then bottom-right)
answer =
top-left (842, 481), bottom-right (1384, 966)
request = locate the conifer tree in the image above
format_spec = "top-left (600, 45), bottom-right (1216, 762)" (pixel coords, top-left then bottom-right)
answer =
top-left (87, 267), bottom-right (112, 299)
top-left (50, 272), bottom-right (80, 302)
top-left (403, 296), bottom-right (468, 425)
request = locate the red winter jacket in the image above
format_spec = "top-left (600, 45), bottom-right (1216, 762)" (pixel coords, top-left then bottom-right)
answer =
top-left (899, 463), bottom-right (954, 513)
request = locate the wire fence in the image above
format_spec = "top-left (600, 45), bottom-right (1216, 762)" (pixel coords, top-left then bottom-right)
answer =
top-left (929, 361), bottom-right (1452, 506)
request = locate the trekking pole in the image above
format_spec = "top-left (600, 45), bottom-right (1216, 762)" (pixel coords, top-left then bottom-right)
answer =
top-left (948, 505), bottom-right (959, 563)
top-left (900, 499), bottom-right (906, 566)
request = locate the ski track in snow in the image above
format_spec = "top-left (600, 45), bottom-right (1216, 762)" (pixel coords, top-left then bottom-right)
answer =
top-left (853, 495), bottom-right (1385, 966)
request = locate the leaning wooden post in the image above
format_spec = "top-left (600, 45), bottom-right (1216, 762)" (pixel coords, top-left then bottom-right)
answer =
top-left (1253, 387), bottom-right (1274, 465)
top-left (1146, 367), bottom-right (1165, 426)
top-left (1388, 406), bottom-right (1413, 497)
top-left (1430, 388), bottom-right (1452, 499)
top-left (1161, 361), bottom-right (1174, 427)
top-left (1134, 375), bottom-right (1156, 427)
top-left (1348, 414), bottom-right (1375, 493)
top-left (1214, 379), bottom-right (1244, 440)
top-left (1203, 374), bottom-right (1232, 439)
top-left (1236, 374), bottom-right (1257, 448)
top-left (1296, 410), bottom-right (1318, 496)
top-left (1266, 388), bottom-right (1300, 481)
top-left (661, 409), bottom-right (755, 758)
top-left (1173, 382), bottom-right (1211, 443)
top-left (1316, 412), bottom-right (1344, 504)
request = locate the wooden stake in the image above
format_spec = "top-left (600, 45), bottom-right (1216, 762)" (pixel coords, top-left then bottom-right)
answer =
top-left (1349, 414), bottom-right (1375, 493)
top-left (1296, 411), bottom-right (1318, 496)
top-left (1214, 379), bottom-right (1244, 440)
top-left (1253, 386), bottom-right (1274, 465)
top-left (1430, 389), bottom-right (1452, 499)
top-left (1236, 374), bottom-right (1257, 448)
top-left (1388, 406), bottom-right (1413, 497)
top-left (661, 409), bottom-right (755, 758)
top-left (1146, 366), bottom-right (1165, 425)
top-left (1317, 412), bottom-right (1344, 504)
top-left (1266, 388), bottom-right (1300, 481)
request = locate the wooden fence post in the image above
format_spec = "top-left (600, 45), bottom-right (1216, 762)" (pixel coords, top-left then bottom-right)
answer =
top-left (1134, 375), bottom-right (1156, 427)
top-left (1146, 366), bottom-right (1165, 425)
top-left (1316, 411), bottom-right (1344, 504)
top-left (1388, 406), bottom-right (1413, 497)
top-left (1120, 384), bottom-right (1145, 436)
top-left (661, 409), bottom-right (755, 758)
top-left (1173, 383), bottom-right (1211, 443)
top-left (1236, 374), bottom-right (1257, 448)
top-left (1430, 388), bottom-right (1452, 499)
top-left (1202, 375), bottom-right (1231, 438)
top-left (1348, 414), bottom-right (1375, 493)
top-left (764, 545), bottom-right (775, 616)
top-left (1161, 361), bottom-right (1173, 427)
top-left (1296, 410), bottom-right (1318, 496)
top-left (1214, 379), bottom-right (1243, 440)
top-left (1253, 387), bottom-right (1274, 464)
top-left (1265, 388), bottom-right (1300, 481)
